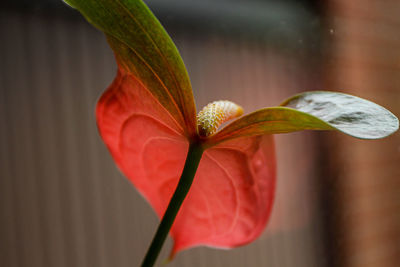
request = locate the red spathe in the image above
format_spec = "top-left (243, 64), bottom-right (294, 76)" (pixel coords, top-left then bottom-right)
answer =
top-left (96, 70), bottom-right (276, 256)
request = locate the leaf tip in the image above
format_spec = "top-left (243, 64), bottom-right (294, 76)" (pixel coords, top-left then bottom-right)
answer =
top-left (281, 91), bottom-right (399, 139)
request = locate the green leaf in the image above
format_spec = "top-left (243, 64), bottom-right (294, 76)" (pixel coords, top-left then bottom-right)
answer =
top-left (208, 91), bottom-right (398, 145)
top-left (63, 0), bottom-right (197, 137)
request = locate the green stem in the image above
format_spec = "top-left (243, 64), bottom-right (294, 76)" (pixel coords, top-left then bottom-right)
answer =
top-left (141, 141), bottom-right (204, 267)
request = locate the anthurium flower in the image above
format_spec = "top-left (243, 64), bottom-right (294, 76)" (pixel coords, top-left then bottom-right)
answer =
top-left (63, 0), bottom-right (399, 265)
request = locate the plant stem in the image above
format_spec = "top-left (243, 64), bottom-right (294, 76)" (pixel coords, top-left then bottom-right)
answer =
top-left (141, 141), bottom-right (204, 267)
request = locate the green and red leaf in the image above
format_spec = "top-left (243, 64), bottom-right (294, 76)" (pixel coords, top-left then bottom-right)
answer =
top-left (64, 0), bottom-right (197, 137)
top-left (66, 0), bottom-right (278, 256)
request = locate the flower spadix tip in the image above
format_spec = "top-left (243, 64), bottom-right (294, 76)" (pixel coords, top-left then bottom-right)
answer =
top-left (197, 100), bottom-right (244, 137)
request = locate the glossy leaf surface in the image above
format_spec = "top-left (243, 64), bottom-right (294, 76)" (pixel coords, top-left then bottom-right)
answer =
top-left (97, 71), bottom-right (276, 255)
top-left (281, 91), bottom-right (399, 138)
top-left (64, 0), bottom-right (197, 137)
top-left (209, 91), bottom-right (398, 144)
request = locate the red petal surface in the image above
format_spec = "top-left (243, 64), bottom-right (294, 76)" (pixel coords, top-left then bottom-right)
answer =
top-left (96, 70), bottom-right (276, 256)
top-left (171, 136), bottom-right (276, 256)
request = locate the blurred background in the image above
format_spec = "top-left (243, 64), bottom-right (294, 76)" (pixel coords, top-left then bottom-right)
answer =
top-left (1, 0), bottom-right (399, 266)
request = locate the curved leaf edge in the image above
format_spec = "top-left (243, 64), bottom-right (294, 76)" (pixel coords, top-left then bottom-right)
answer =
top-left (280, 90), bottom-right (399, 138)
top-left (206, 90), bottom-right (399, 147)
top-left (63, 0), bottom-right (197, 138)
